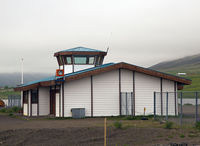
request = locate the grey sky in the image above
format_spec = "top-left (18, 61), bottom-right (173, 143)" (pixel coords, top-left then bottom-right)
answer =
top-left (0, 0), bottom-right (200, 73)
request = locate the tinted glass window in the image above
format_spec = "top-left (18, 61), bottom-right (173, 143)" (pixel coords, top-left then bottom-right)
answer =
top-left (31, 89), bottom-right (38, 104)
top-left (74, 57), bottom-right (87, 64)
top-left (23, 91), bottom-right (28, 103)
top-left (89, 57), bottom-right (94, 64)
top-left (66, 57), bottom-right (72, 64)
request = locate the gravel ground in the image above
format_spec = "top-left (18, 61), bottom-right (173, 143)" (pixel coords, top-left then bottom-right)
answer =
top-left (0, 114), bottom-right (200, 146)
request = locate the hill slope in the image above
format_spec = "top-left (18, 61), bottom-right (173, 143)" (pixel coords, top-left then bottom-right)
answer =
top-left (0, 73), bottom-right (53, 87)
top-left (150, 54), bottom-right (200, 74)
top-left (150, 54), bottom-right (200, 91)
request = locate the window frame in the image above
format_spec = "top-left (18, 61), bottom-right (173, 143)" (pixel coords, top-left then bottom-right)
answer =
top-left (23, 91), bottom-right (28, 104)
top-left (31, 89), bottom-right (38, 104)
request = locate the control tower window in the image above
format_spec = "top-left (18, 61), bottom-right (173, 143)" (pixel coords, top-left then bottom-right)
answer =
top-left (89, 57), bottom-right (95, 64)
top-left (74, 57), bottom-right (87, 64)
top-left (66, 56), bottom-right (72, 64)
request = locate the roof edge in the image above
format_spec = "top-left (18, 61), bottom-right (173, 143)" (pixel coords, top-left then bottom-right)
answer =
top-left (14, 62), bottom-right (192, 91)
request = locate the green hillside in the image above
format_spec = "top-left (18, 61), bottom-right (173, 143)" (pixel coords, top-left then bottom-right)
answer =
top-left (150, 54), bottom-right (200, 91)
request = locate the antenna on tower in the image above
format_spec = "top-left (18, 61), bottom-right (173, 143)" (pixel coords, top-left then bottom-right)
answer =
top-left (106, 47), bottom-right (109, 53)
top-left (106, 32), bottom-right (112, 53)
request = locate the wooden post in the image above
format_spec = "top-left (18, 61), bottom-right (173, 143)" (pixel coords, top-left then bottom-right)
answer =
top-left (104, 117), bottom-right (107, 146)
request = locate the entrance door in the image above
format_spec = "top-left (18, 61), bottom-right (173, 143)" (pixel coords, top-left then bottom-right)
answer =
top-left (50, 91), bottom-right (56, 115)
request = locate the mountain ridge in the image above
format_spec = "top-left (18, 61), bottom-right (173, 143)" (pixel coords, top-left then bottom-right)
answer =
top-left (150, 53), bottom-right (200, 74)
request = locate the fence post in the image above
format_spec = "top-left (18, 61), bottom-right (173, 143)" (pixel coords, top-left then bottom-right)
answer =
top-left (180, 92), bottom-right (183, 125)
top-left (166, 92), bottom-right (168, 121)
top-left (161, 92), bottom-right (163, 116)
top-left (195, 92), bottom-right (198, 123)
top-left (126, 92), bottom-right (128, 116)
top-left (175, 91), bottom-right (177, 116)
top-left (154, 92), bottom-right (156, 119)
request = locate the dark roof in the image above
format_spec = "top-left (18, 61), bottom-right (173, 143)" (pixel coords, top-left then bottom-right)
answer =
top-left (14, 62), bottom-right (191, 91)
top-left (54, 47), bottom-right (107, 57)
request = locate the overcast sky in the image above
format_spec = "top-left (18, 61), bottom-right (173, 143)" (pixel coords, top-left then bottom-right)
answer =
top-left (0, 0), bottom-right (200, 73)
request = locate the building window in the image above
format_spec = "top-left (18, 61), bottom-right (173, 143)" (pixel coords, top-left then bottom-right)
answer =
top-left (66, 56), bottom-right (72, 64)
top-left (88, 57), bottom-right (95, 64)
top-left (23, 91), bottom-right (28, 104)
top-left (74, 57), bottom-right (87, 64)
top-left (31, 89), bottom-right (38, 104)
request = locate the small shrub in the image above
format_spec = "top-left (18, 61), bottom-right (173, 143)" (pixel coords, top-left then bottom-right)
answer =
top-left (6, 108), bottom-right (13, 113)
top-left (0, 108), bottom-right (6, 113)
top-left (9, 113), bottom-right (13, 116)
top-left (11, 107), bottom-right (22, 113)
top-left (164, 121), bottom-right (173, 129)
top-left (168, 135), bottom-right (173, 138)
top-left (114, 121), bottom-right (123, 129)
top-left (184, 103), bottom-right (192, 106)
top-left (126, 116), bottom-right (136, 120)
top-left (180, 134), bottom-right (185, 138)
top-left (195, 121), bottom-right (200, 130)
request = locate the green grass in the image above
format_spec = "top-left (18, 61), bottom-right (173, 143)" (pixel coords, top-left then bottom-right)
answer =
top-left (0, 88), bottom-right (20, 99)
top-left (163, 72), bottom-right (200, 92)
top-left (182, 74), bottom-right (200, 91)
top-left (164, 121), bottom-right (173, 129)
top-left (0, 107), bottom-right (22, 113)
top-left (179, 134), bottom-right (185, 138)
top-left (113, 121), bottom-right (123, 129)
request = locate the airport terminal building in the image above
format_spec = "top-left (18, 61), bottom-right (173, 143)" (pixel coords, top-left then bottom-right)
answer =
top-left (15, 47), bottom-right (191, 117)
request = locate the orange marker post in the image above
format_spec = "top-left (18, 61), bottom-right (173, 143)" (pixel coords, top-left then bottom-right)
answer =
top-left (104, 117), bottom-right (107, 146)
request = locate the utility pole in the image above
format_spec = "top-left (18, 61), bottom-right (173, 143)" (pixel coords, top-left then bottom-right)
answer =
top-left (20, 58), bottom-right (24, 108)
top-left (21, 58), bottom-right (24, 84)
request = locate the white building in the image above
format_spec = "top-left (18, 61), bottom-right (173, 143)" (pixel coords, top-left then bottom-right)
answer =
top-left (15, 47), bottom-right (191, 117)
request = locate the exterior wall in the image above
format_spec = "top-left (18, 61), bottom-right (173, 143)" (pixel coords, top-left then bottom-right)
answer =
top-left (93, 70), bottom-right (119, 116)
top-left (64, 77), bottom-right (91, 117)
top-left (64, 65), bottom-right (95, 74)
top-left (26, 68), bottom-right (177, 117)
top-left (74, 65), bottom-right (94, 72)
top-left (135, 72), bottom-right (160, 115)
top-left (23, 104), bottom-right (28, 116)
top-left (28, 90), bottom-right (31, 116)
top-left (56, 93), bottom-right (60, 117)
top-left (32, 104), bottom-right (37, 116)
top-left (39, 87), bottom-right (50, 116)
top-left (121, 69), bottom-right (133, 92)
top-left (60, 84), bottom-right (63, 117)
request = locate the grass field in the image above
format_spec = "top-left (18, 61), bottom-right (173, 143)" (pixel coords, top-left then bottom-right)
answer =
top-left (182, 74), bottom-right (200, 91)
top-left (163, 71), bottom-right (200, 92)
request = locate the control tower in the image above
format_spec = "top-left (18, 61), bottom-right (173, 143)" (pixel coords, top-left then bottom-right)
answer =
top-left (54, 47), bottom-right (107, 74)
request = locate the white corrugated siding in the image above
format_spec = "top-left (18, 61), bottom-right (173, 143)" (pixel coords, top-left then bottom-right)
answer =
top-left (28, 90), bottom-right (31, 116)
top-left (61, 68), bottom-right (177, 117)
top-left (93, 70), bottom-right (119, 116)
top-left (39, 87), bottom-right (50, 116)
top-left (32, 104), bottom-right (37, 116)
top-left (64, 77), bottom-right (91, 117)
top-left (56, 93), bottom-right (60, 117)
top-left (135, 72), bottom-right (160, 115)
top-left (23, 104), bottom-right (28, 116)
top-left (121, 69), bottom-right (133, 92)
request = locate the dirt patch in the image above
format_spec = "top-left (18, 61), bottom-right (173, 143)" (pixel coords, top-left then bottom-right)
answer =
top-left (0, 114), bottom-right (200, 146)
